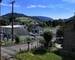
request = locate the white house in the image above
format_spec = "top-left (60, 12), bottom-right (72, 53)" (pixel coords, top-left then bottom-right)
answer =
top-left (0, 25), bottom-right (29, 40)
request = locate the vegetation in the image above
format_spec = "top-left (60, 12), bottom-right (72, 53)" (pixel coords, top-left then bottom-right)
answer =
top-left (1, 12), bottom-right (75, 28)
top-left (15, 36), bottom-right (20, 44)
top-left (16, 52), bottom-right (62, 60)
top-left (56, 29), bottom-right (64, 44)
top-left (1, 13), bottom-right (65, 27)
top-left (43, 31), bottom-right (53, 49)
top-left (0, 20), bottom-right (7, 25)
top-left (56, 29), bottom-right (64, 37)
top-left (16, 17), bottom-right (35, 25)
top-left (51, 19), bottom-right (64, 27)
top-left (26, 37), bottom-right (32, 51)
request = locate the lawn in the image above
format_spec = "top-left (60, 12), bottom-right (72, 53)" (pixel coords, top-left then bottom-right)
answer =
top-left (16, 52), bottom-right (62, 60)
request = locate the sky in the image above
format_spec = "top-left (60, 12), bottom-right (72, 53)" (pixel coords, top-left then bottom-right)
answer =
top-left (1, 0), bottom-right (75, 19)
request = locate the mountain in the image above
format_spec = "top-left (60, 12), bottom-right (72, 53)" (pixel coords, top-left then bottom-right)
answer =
top-left (64, 15), bottom-right (75, 23)
top-left (2, 13), bottom-right (28, 19)
top-left (2, 13), bottom-right (53, 22)
top-left (2, 13), bottom-right (31, 22)
top-left (30, 16), bottom-right (53, 21)
top-left (2, 13), bottom-right (40, 25)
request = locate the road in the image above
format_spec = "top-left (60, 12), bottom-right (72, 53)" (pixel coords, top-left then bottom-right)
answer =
top-left (1, 41), bottom-right (41, 60)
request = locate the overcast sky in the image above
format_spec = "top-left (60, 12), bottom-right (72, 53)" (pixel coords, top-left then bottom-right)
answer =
top-left (1, 0), bottom-right (75, 19)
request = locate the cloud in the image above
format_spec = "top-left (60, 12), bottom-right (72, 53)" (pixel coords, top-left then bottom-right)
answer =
top-left (62, 0), bottom-right (75, 3)
top-left (26, 4), bottom-right (66, 9)
top-left (38, 5), bottom-right (48, 8)
top-left (27, 4), bottom-right (48, 8)
top-left (27, 5), bottom-right (36, 8)
top-left (1, 3), bottom-right (20, 7)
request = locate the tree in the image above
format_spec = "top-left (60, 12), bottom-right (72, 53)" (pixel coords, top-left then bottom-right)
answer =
top-left (43, 31), bottom-right (53, 49)
top-left (56, 29), bottom-right (64, 44)
top-left (56, 29), bottom-right (63, 37)
top-left (52, 20), bottom-right (58, 27)
top-left (15, 36), bottom-right (20, 44)
top-left (45, 20), bottom-right (52, 27)
top-left (26, 37), bottom-right (31, 51)
top-left (0, 20), bottom-right (7, 25)
top-left (27, 24), bottom-right (32, 32)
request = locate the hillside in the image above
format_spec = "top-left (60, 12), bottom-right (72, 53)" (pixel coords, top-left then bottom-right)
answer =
top-left (2, 13), bottom-right (27, 18)
top-left (16, 17), bottom-right (36, 25)
top-left (64, 15), bottom-right (75, 23)
top-left (2, 13), bottom-right (53, 22)
top-left (30, 16), bottom-right (53, 21)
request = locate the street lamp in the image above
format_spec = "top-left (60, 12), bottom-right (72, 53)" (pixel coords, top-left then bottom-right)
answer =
top-left (10, 0), bottom-right (15, 41)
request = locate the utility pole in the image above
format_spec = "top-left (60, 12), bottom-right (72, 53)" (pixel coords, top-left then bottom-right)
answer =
top-left (11, 0), bottom-right (15, 41)
top-left (0, 0), bottom-right (2, 59)
top-left (0, 0), bottom-right (2, 15)
top-left (0, 0), bottom-right (2, 40)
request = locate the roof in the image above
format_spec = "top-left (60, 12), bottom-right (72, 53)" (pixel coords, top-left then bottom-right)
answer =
top-left (0, 25), bottom-right (25, 28)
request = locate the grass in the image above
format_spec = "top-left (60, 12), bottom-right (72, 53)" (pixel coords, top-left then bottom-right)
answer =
top-left (53, 50), bottom-right (75, 60)
top-left (43, 27), bottom-right (55, 33)
top-left (1, 36), bottom-right (32, 46)
top-left (2, 35), bottom-right (43, 46)
top-left (16, 52), bottom-right (62, 60)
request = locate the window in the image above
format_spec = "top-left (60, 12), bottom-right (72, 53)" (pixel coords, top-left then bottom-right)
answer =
top-left (35, 30), bottom-right (38, 33)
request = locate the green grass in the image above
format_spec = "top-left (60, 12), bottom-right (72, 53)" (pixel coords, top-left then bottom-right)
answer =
top-left (16, 52), bottom-right (62, 60)
top-left (43, 27), bottom-right (53, 32)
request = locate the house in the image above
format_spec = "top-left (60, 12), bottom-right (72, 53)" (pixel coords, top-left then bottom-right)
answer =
top-left (0, 25), bottom-right (29, 40)
top-left (29, 22), bottom-right (43, 36)
top-left (63, 17), bottom-right (75, 55)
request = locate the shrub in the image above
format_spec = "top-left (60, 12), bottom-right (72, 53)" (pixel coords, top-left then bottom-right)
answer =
top-left (15, 36), bottom-right (20, 44)
top-left (43, 31), bottom-right (53, 49)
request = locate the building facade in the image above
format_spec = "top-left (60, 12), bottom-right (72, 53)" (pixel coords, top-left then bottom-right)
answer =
top-left (63, 19), bottom-right (75, 55)
top-left (29, 22), bottom-right (43, 36)
top-left (0, 25), bottom-right (29, 40)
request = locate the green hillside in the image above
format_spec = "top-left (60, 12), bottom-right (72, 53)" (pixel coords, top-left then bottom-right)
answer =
top-left (16, 17), bottom-right (37, 25)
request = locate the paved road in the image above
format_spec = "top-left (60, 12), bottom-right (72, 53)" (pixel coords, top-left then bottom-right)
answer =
top-left (1, 41), bottom-right (41, 59)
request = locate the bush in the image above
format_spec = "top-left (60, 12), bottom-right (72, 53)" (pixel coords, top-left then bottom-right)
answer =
top-left (15, 36), bottom-right (20, 44)
top-left (32, 46), bottom-right (47, 55)
top-left (43, 31), bottom-right (53, 49)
